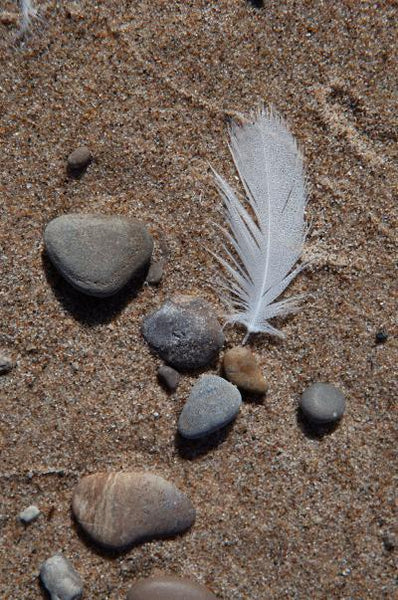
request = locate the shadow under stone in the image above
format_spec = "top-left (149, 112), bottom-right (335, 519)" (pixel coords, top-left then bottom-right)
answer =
top-left (175, 422), bottom-right (235, 461)
top-left (38, 580), bottom-right (50, 600)
top-left (241, 390), bottom-right (266, 405)
top-left (66, 166), bottom-right (86, 180)
top-left (42, 250), bottom-right (149, 326)
top-left (296, 406), bottom-right (340, 440)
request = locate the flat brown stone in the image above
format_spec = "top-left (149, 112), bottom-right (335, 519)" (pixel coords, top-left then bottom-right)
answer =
top-left (72, 472), bottom-right (195, 550)
top-left (223, 347), bottom-right (268, 395)
top-left (127, 576), bottom-right (217, 600)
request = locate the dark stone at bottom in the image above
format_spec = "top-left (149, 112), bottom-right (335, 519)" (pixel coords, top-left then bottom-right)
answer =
top-left (127, 576), bottom-right (217, 600)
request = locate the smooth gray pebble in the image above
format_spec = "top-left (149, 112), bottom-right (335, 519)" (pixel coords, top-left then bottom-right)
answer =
top-left (300, 382), bottom-right (346, 424)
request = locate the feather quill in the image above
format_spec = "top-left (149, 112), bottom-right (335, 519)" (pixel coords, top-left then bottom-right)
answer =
top-left (212, 107), bottom-right (308, 343)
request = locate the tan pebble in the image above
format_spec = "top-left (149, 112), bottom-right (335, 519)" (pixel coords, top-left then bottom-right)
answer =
top-left (72, 472), bottom-right (195, 550)
top-left (127, 576), bottom-right (217, 600)
top-left (223, 346), bottom-right (267, 395)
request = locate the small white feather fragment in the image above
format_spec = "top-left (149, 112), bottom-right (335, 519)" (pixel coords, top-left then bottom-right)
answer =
top-left (212, 107), bottom-right (308, 342)
top-left (19, 0), bottom-right (37, 34)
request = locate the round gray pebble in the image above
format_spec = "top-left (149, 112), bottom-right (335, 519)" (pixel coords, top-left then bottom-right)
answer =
top-left (300, 383), bottom-right (346, 424)
top-left (142, 295), bottom-right (224, 371)
top-left (178, 374), bottom-right (241, 439)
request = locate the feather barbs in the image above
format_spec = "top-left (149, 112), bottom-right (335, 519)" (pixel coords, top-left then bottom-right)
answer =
top-left (212, 106), bottom-right (309, 343)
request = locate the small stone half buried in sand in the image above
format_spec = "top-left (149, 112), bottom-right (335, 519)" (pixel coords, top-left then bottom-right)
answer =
top-left (157, 365), bottom-right (181, 392)
top-left (72, 472), bottom-right (195, 551)
top-left (44, 214), bottom-right (153, 297)
top-left (67, 146), bottom-right (92, 173)
top-left (223, 346), bottom-right (268, 395)
top-left (127, 575), bottom-right (218, 600)
top-left (40, 554), bottom-right (83, 600)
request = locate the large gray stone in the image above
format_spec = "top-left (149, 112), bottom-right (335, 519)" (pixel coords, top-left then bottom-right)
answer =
top-left (178, 374), bottom-right (241, 439)
top-left (40, 554), bottom-right (83, 600)
top-left (44, 214), bottom-right (153, 297)
top-left (127, 576), bottom-right (217, 600)
top-left (72, 472), bottom-right (195, 551)
top-left (142, 295), bottom-right (224, 371)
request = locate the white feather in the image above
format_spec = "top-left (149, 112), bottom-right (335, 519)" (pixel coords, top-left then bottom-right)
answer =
top-left (212, 107), bottom-right (308, 343)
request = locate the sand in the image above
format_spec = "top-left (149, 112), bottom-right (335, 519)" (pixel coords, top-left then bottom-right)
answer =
top-left (0, 1), bottom-right (396, 598)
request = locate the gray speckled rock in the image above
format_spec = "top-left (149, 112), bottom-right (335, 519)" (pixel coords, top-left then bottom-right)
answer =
top-left (44, 214), bottom-right (153, 297)
top-left (178, 374), bottom-right (241, 439)
top-left (127, 576), bottom-right (217, 600)
top-left (40, 554), bottom-right (83, 600)
top-left (300, 383), bottom-right (346, 424)
top-left (142, 295), bottom-right (224, 371)
top-left (72, 472), bottom-right (195, 550)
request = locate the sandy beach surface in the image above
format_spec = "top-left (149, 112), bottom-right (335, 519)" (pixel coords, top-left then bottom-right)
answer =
top-left (0, 1), bottom-right (396, 598)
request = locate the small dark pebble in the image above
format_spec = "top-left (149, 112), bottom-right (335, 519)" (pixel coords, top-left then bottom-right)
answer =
top-left (67, 146), bottom-right (92, 172)
top-left (157, 365), bottom-right (180, 392)
top-left (146, 261), bottom-right (163, 285)
top-left (0, 354), bottom-right (15, 375)
top-left (382, 533), bottom-right (396, 551)
top-left (248, 0), bottom-right (264, 7)
top-left (375, 330), bottom-right (388, 344)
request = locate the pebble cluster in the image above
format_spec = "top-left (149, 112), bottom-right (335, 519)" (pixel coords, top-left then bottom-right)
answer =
top-left (3, 146), bottom-right (349, 598)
